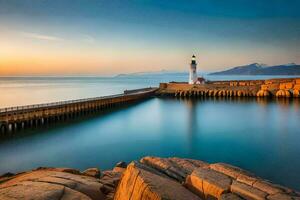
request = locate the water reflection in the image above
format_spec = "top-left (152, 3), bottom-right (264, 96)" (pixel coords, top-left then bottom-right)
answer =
top-left (184, 98), bottom-right (198, 155)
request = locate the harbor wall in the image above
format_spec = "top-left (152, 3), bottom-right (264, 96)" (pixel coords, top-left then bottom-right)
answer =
top-left (158, 78), bottom-right (300, 98)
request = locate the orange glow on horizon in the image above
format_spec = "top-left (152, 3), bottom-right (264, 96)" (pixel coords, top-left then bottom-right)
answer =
top-left (1, 31), bottom-right (299, 76)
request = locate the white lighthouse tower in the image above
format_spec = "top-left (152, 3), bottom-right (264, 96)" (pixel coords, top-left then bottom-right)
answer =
top-left (189, 55), bottom-right (197, 84)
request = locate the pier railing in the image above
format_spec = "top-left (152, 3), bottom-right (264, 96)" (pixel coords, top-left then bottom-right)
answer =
top-left (0, 87), bottom-right (156, 114)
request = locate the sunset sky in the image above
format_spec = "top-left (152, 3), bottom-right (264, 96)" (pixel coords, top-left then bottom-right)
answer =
top-left (0, 0), bottom-right (300, 76)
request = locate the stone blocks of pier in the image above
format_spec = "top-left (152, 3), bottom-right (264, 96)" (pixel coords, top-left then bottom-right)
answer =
top-left (158, 78), bottom-right (300, 98)
top-left (293, 89), bottom-right (300, 97)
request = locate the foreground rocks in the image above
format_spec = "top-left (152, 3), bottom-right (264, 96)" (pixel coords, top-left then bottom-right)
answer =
top-left (1, 157), bottom-right (299, 200)
top-left (114, 162), bottom-right (200, 200)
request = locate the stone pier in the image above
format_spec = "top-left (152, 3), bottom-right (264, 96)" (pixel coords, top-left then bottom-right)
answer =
top-left (0, 88), bottom-right (157, 135)
top-left (158, 78), bottom-right (300, 98)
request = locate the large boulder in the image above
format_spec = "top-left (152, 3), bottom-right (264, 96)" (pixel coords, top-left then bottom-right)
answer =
top-left (0, 169), bottom-right (106, 200)
top-left (114, 161), bottom-right (202, 200)
top-left (0, 181), bottom-right (91, 200)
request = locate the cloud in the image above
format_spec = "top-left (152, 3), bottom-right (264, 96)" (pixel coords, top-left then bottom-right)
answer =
top-left (21, 32), bottom-right (64, 41)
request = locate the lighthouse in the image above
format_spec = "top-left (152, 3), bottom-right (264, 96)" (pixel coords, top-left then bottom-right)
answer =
top-left (189, 55), bottom-right (197, 84)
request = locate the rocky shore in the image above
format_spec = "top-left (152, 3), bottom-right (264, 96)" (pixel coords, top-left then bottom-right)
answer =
top-left (0, 157), bottom-right (299, 200)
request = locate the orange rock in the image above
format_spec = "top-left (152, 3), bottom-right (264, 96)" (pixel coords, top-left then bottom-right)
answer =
top-left (113, 167), bottom-right (126, 173)
top-left (99, 170), bottom-right (122, 198)
top-left (185, 167), bottom-right (232, 199)
top-left (169, 159), bottom-right (194, 174)
top-left (210, 163), bottom-right (255, 180)
top-left (210, 163), bottom-right (259, 187)
top-left (253, 180), bottom-right (283, 195)
top-left (0, 169), bottom-right (106, 200)
top-left (267, 193), bottom-right (295, 200)
top-left (140, 156), bottom-right (208, 182)
top-left (0, 181), bottom-right (92, 200)
top-left (237, 173), bottom-right (258, 186)
top-left (82, 168), bottom-right (101, 178)
top-left (231, 180), bottom-right (267, 200)
top-left (46, 167), bottom-right (81, 174)
top-left (220, 193), bottom-right (243, 200)
top-left (114, 162), bottom-right (201, 200)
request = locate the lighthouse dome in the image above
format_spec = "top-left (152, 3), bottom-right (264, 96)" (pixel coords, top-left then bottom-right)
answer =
top-left (191, 55), bottom-right (196, 65)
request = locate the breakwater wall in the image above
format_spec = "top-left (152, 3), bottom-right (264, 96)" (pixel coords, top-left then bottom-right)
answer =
top-left (0, 88), bottom-right (157, 134)
top-left (158, 78), bottom-right (300, 98)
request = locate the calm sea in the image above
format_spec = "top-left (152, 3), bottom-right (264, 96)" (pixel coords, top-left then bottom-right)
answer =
top-left (0, 75), bottom-right (300, 190)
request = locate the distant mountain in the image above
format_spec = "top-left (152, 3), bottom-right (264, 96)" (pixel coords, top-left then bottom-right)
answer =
top-left (210, 63), bottom-right (300, 75)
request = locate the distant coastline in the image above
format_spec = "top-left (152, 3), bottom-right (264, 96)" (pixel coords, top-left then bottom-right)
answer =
top-left (209, 63), bottom-right (300, 75)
